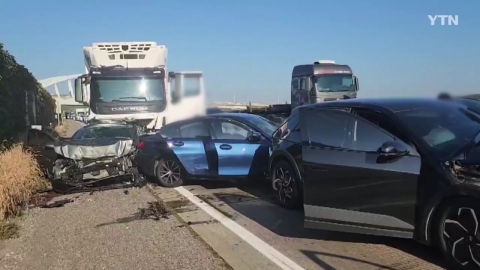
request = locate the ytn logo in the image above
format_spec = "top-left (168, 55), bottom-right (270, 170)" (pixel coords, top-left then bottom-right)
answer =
top-left (428, 15), bottom-right (459, 26)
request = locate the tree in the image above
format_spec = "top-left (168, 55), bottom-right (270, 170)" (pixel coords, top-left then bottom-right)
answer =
top-left (0, 43), bottom-right (56, 142)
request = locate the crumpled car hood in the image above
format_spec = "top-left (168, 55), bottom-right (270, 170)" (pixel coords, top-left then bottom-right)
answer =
top-left (51, 137), bottom-right (134, 160)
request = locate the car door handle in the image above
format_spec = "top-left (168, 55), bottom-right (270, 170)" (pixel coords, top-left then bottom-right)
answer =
top-left (307, 165), bottom-right (328, 172)
top-left (172, 141), bottom-right (184, 147)
top-left (219, 144), bottom-right (232, 150)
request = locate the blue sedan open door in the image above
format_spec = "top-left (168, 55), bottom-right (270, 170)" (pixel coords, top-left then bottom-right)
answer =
top-left (161, 120), bottom-right (215, 176)
top-left (208, 118), bottom-right (270, 177)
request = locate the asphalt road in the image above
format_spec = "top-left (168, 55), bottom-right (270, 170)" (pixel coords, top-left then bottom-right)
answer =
top-left (0, 119), bottom-right (230, 270)
top-left (0, 188), bottom-right (230, 270)
top-left (154, 180), bottom-right (450, 270)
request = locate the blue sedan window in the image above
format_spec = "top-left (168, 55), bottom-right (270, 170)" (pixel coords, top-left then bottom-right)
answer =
top-left (159, 124), bottom-right (180, 138)
top-left (242, 115), bottom-right (279, 136)
top-left (219, 122), bottom-right (249, 139)
top-left (179, 122), bottom-right (210, 138)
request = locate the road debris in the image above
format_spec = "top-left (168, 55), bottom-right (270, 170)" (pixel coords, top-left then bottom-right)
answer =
top-left (28, 191), bottom-right (61, 208)
top-left (39, 199), bottom-right (73, 208)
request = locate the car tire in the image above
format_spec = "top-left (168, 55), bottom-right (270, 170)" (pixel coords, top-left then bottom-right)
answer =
top-left (432, 197), bottom-right (480, 270)
top-left (155, 158), bottom-right (185, 188)
top-left (50, 181), bottom-right (71, 194)
top-left (271, 160), bottom-right (302, 209)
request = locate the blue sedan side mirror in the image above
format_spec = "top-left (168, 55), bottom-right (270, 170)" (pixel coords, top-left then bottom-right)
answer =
top-left (247, 131), bottom-right (262, 142)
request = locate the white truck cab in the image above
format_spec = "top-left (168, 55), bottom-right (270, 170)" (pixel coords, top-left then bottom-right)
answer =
top-left (74, 42), bottom-right (206, 130)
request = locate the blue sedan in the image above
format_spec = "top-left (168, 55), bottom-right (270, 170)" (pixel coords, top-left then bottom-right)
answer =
top-left (136, 113), bottom-right (279, 187)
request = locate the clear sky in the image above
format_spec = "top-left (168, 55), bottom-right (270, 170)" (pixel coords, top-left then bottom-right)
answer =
top-left (0, 0), bottom-right (478, 103)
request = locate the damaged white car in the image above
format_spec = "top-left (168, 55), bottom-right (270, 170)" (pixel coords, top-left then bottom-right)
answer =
top-left (29, 120), bottom-right (146, 193)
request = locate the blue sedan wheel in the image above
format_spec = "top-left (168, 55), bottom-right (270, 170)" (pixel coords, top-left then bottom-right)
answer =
top-left (155, 159), bottom-right (185, 188)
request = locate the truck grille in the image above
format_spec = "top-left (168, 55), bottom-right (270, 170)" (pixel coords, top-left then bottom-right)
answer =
top-left (96, 43), bottom-right (153, 53)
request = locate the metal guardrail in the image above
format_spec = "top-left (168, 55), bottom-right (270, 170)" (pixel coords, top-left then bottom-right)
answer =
top-left (209, 102), bottom-right (290, 113)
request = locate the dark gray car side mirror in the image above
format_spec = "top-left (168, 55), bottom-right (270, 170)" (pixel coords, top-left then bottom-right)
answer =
top-left (378, 141), bottom-right (409, 157)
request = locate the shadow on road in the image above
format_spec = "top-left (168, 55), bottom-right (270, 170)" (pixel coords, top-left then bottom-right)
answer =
top-left (189, 179), bottom-right (448, 270)
top-left (298, 250), bottom-right (425, 270)
top-left (95, 201), bottom-right (170, 228)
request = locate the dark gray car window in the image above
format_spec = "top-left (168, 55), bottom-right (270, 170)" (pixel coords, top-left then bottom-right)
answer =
top-left (287, 113), bottom-right (299, 131)
top-left (273, 111), bottom-right (299, 140)
top-left (307, 110), bottom-right (351, 148)
top-left (308, 110), bottom-right (394, 152)
top-left (349, 116), bottom-right (394, 152)
top-left (354, 109), bottom-right (419, 155)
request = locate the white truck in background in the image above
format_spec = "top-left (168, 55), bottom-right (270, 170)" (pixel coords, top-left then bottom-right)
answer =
top-left (74, 108), bottom-right (88, 122)
top-left (74, 41), bottom-right (206, 130)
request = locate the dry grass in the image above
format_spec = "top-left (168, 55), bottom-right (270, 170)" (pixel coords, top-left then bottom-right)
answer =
top-left (0, 144), bottom-right (47, 221)
top-left (54, 123), bottom-right (68, 138)
top-left (0, 222), bottom-right (19, 240)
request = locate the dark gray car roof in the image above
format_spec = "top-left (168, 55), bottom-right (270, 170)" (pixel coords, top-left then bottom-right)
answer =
top-left (304, 97), bottom-right (466, 113)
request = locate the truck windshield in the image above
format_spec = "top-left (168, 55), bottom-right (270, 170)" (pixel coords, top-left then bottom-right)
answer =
top-left (315, 74), bottom-right (354, 92)
top-left (90, 77), bottom-right (165, 102)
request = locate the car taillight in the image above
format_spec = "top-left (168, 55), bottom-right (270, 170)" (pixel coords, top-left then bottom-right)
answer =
top-left (138, 142), bottom-right (145, 149)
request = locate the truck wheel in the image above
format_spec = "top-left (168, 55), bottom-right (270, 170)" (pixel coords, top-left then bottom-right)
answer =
top-left (155, 159), bottom-right (185, 187)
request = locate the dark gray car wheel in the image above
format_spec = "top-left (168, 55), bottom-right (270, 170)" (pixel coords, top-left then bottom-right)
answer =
top-left (271, 160), bottom-right (302, 209)
top-left (433, 197), bottom-right (480, 270)
top-left (155, 159), bottom-right (184, 188)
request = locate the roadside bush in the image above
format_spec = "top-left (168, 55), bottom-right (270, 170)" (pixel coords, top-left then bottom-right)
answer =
top-left (0, 43), bottom-right (56, 144)
top-left (0, 44), bottom-right (56, 225)
top-left (0, 144), bottom-right (47, 220)
top-left (37, 86), bottom-right (56, 127)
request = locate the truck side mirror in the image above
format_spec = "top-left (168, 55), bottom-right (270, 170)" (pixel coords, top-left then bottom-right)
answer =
top-left (74, 78), bottom-right (84, 102)
top-left (171, 92), bottom-right (180, 104)
top-left (168, 71), bottom-right (175, 82)
top-left (353, 76), bottom-right (359, 91)
top-left (306, 77), bottom-right (313, 91)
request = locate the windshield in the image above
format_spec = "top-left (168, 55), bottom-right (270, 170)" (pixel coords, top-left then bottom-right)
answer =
top-left (72, 125), bottom-right (134, 140)
top-left (455, 98), bottom-right (480, 115)
top-left (90, 77), bottom-right (165, 102)
top-left (396, 104), bottom-right (480, 158)
top-left (242, 114), bottom-right (279, 136)
top-left (315, 74), bottom-right (354, 92)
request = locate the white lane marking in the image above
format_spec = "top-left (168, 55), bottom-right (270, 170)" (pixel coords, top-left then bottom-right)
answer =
top-left (174, 186), bottom-right (305, 270)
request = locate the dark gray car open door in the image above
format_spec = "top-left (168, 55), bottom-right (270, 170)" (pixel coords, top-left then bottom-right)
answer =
top-left (299, 106), bottom-right (421, 238)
